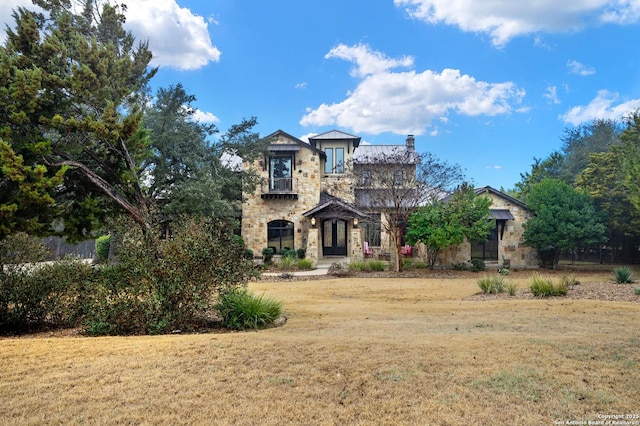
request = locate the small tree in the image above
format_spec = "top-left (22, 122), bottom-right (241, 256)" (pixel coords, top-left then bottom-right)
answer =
top-left (405, 184), bottom-right (492, 269)
top-left (523, 178), bottom-right (606, 268)
top-left (353, 148), bottom-right (463, 272)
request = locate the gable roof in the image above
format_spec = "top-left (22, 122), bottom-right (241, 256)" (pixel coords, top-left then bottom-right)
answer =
top-left (474, 186), bottom-right (529, 210)
top-left (263, 129), bottom-right (326, 158)
top-left (309, 130), bottom-right (361, 148)
top-left (303, 192), bottom-right (368, 219)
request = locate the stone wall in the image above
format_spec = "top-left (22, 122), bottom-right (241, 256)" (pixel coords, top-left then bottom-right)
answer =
top-left (241, 134), bottom-right (322, 259)
top-left (437, 192), bottom-right (538, 268)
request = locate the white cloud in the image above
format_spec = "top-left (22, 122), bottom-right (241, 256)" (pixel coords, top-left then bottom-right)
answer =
top-left (394, 0), bottom-right (640, 46)
top-left (192, 109), bottom-right (219, 123)
top-left (544, 85), bottom-right (561, 104)
top-left (560, 90), bottom-right (640, 125)
top-left (301, 44), bottom-right (525, 135)
top-left (295, 82), bottom-right (308, 89)
top-left (567, 60), bottom-right (596, 76)
top-left (486, 165), bottom-right (502, 170)
top-left (0, 0), bottom-right (220, 70)
top-left (325, 43), bottom-right (414, 77)
top-left (123, 0), bottom-right (220, 70)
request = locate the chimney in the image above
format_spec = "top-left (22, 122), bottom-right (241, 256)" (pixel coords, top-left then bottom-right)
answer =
top-left (406, 135), bottom-right (415, 150)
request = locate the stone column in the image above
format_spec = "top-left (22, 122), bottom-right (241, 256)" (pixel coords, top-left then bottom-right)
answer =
top-left (350, 227), bottom-right (364, 261)
top-left (307, 227), bottom-right (319, 267)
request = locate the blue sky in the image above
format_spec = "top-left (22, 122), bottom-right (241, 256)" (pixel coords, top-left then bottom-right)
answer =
top-left (3, 0), bottom-right (640, 190)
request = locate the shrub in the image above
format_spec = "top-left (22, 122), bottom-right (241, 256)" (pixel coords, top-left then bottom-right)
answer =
top-left (243, 249), bottom-right (254, 260)
top-left (0, 232), bottom-right (50, 264)
top-left (506, 282), bottom-right (518, 296)
top-left (451, 262), bottom-right (468, 271)
top-left (530, 274), bottom-right (568, 297)
top-left (83, 216), bottom-right (260, 335)
top-left (498, 267), bottom-right (510, 275)
top-left (613, 267), bottom-right (634, 284)
top-left (95, 235), bottom-right (111, 262)
top-left (470, 259), bottom-right (486, 272)
top-left (262, 248), bottom-right (274, 264)
top-left (278, 256), bottom-right (296, 270)
top-left (281, 248), bottom-right (297, 259)
top-left (296, 248), bottom-right (306, 259)
top-left (0, 258), bottom-right (93, 330)
top-left (296, 258), bottom-right (313, 270)
top-left (215, 288), bottom-right (282, 330)
top-left (634, 287), bottom-right (640, 296)
top-left (477, 276), bottom-right (506, 294)
top-left (561, 273), bottom-right (579, 287)
top-left (369, 260), bottom-right (386, 271)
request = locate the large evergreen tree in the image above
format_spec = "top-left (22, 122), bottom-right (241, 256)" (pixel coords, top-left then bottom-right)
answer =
top-left (523, 179), bottom-right (606, 267)
top-left (1, 0), bottom-right (156, 241)
top-left (142, 84), bottom-right (265, 222)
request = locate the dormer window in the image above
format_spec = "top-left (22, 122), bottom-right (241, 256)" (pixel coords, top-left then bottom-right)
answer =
top-left (324, 147), bottom-right (344, 174)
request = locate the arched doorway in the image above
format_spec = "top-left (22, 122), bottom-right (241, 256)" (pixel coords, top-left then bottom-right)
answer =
top-left (322, 219), bottom-right (347, 256)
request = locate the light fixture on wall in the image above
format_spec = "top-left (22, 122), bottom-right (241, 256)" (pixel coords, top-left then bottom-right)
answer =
top-left (311, 217), bottom-right (316, 227)
top-left (353, 218), bottom-right (359, 228)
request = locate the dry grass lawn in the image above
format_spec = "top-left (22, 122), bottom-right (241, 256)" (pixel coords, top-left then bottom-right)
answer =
top-left (1, 270), bottom-right (639, 425)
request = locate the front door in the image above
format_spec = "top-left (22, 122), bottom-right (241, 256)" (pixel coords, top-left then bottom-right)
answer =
top-left (322, 219), bottom-right (347, 256)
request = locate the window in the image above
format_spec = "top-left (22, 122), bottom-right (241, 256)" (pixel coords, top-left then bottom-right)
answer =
top-left (361, 170), bottom-right (372, 186)
top-left (324, 147), bottom-right (345, 174)
top-left (269, 156), bottom-right (292, 191)
top-left (393, 170), bottom-right (404, 186)
top-left (267, 220), bottom-right (294, 254)
top-left (363, 216), bottom-right (381, 247)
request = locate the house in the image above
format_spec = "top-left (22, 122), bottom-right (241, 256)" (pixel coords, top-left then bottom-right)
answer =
top-left (438, 186), bottom-right (538, 269)
top-left (241, 129), bottom-right (538, 268)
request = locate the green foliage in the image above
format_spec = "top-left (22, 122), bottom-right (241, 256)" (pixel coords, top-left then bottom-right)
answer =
top-left (281, 248), bottom-right (297, 259)
top-left (470, 259), bottom-right (486, 272)
top-left (277, 256), bottom-right (296, 270)
top-left (529, 274), bottom-right (568, 297)
top-left (95, 235), bottom-right (110, 262)
top-left (1, 1), bottom-right (156, 240)
top-left (523, 179), bottom-right (606, 267)
top-left (141, 85), bottom-right (265, 222)
top-left (498, 267), bottom-right (510, 275)
top-left (348, 260), bottom-right (385, 272)
top-left (451, 262), bottom-right (469, 271)
top-left (0, 258), bottom-right (93, 330)
top-left (296, 248), bottom-right (306, 259)
top-left (215, 288), bottom-right (282, 330)
top-left (634, 287), bottom-right (640, 296)
top-left (0, 232), bottom-right (50, 264)
top-left (262, 248), bottom-right (274, 264)
top-left (296, 258), bottom-right (313, 270)
top-left (406, 183), bottom-right (492, 269)
top-left (506, 282), bottom-right (518, 296)
top-left (477, 276), bottom-right (507, 294)
top-left (82, 216), bottom-right (259, 335)
top-left (613, 267), bottom-right (634, 284)
top-left (243, 249), bottom-right (254, 260)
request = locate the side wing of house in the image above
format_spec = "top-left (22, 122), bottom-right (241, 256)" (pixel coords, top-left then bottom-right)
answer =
top-left (439, 186), bottom-right (538, 268)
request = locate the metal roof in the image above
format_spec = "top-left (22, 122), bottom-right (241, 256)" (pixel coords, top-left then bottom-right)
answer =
top-left (353, 145), bottom-right (419, 164)
top-left (489, 209), bottom-right (515, 220)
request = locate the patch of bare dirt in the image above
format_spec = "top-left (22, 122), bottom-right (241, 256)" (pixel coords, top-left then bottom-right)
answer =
top-left (467, 281), bottom-right (640, 302)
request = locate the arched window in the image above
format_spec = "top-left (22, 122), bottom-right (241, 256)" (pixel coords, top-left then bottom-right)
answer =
top-left (267, 220), bottom-right (294, 254)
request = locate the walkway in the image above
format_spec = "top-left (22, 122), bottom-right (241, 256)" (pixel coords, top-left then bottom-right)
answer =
top-left (261, 257), bottom-right (350, 277)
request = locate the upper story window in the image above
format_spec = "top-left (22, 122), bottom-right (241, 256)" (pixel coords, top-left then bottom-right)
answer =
top-left (324, 147), bottom-right (344, 174)
top-left (393, 170), bottom-right (404, 186)
top-left (361, 170), bottom-right (372, 186)
top-left (269, 156), bottom-right (292, 191)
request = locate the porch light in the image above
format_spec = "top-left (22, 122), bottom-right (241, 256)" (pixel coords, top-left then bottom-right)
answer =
top-left (311, 217), bottom-right (316, 227)
top-left (353, 218), bottom-right (359, 228)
